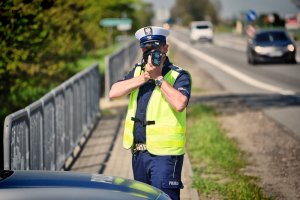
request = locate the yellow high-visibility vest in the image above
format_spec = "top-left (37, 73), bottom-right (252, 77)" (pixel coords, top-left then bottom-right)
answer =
top-left (123, 65), bottom-right (187, 155)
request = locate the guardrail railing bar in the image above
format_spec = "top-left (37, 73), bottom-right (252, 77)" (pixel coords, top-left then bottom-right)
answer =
top-left (3, 64), bottom-right (100, 171)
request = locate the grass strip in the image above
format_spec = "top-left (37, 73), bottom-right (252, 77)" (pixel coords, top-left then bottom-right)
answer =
top-left (187, 104), bottom-right (270, 200)
top-left (71, 44), bottom-right (118, 75)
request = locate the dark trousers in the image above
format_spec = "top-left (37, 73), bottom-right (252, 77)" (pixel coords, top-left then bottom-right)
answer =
top-left (132, 150), bottom-right (184, 200)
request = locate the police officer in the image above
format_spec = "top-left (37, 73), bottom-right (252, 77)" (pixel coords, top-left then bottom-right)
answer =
top-left (109, 26), bottom-right (191, 200)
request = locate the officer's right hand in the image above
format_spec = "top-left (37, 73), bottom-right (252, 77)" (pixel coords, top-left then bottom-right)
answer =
top-left (143, 71), bottom-right (150, 82)
top-left (145, 55), bottom-right (162, 80)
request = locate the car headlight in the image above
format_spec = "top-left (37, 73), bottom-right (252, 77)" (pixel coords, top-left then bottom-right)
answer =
top-left (254, 46), bottom-right (264, 53)
top-left (287, 44), bottom-right (295, 52)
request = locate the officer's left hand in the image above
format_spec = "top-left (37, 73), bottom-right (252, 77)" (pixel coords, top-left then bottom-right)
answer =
top-left (145, 54), bottom-right (164, 80)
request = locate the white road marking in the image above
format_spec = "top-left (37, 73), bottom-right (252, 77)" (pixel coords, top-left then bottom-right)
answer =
top-left (169, 36), bottom-right (296, 95)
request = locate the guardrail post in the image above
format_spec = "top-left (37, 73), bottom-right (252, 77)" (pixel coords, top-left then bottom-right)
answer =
top-left (41, 92), bottom-right (56, 170)
top-left (26, 100), bottom-right (44, 170)
top-left (3, 109), bottom-right (30, 170)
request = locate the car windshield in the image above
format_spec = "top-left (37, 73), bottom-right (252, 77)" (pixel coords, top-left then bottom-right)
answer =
top-left (255, 32), bottom-right (289, 43)
top-left (195, 25), bottom-right (210, 29)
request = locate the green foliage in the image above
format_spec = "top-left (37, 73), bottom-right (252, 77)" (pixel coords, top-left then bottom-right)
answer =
top-left (132, 2), bottom-right (154, 27)
top-left (188, 105), bottom-right (243, 170)
top-left (187, 104), bottom-right (270, 199)
top-left (256, 13), bottom-right (285, 28)
top-left (214, 24), bottom-right (234, 33)
top-left (0, 0), bottom-right (153, 164)
top-left (171, 0), bottom-right (219, 26)
top-left (70, 44), bottom-right (118, 75)
top-left (0, 0), bottom-right (152, 113)
top-left (293, 29), bottom-right (300, 41)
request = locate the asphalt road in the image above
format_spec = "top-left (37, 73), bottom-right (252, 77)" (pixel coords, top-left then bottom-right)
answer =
top-left (170, 26), bottom-right (300, 139)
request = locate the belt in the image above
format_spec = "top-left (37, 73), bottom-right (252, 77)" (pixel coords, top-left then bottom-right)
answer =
top-left (131, 117), bottom-right (155, 127)
top-left (132, 143), bottom-right (147, 154)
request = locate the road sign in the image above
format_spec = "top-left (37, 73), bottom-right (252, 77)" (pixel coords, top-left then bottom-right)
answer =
top-left (117, 24), bottom-right (132, 31)
top-left (246, 10), bottom-right (257, 22)
top-left (100, 18), bottom-right (132, 28)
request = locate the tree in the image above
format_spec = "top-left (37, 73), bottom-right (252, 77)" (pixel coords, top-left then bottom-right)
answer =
top-left (171, 0), bottom-right (219, 26)
top-left (132, 2), bottom-right (153, 28)
top-left (0, 0), bottom-right (152, 169)
top-left (256, 12), bottom-right (285, 28)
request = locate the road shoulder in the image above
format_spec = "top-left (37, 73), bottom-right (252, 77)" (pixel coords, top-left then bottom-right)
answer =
top-left (171, 40), bottom-right (300, 199)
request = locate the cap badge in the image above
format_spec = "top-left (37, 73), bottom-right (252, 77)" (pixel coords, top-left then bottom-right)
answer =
top-left (144, 27), bottom-right (153, 36)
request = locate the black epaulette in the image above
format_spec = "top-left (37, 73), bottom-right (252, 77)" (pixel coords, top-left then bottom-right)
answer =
top-left (135, 62), bottom-right (142, 67)
top-left (171, 65), bottom-right (184, 73)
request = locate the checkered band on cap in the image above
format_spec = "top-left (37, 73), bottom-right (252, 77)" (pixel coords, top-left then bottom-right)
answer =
top-left (135, 26), bottom-right (170, 47)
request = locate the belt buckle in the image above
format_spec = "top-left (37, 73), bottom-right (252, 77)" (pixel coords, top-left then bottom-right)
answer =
top-left (131, 143), bottom-right (147, 155)
top-left (135, 143), bottom-right (147, 151)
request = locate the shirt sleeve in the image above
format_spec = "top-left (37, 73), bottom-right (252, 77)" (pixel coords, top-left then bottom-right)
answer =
top-left (173, 71), bottom-right (191, 102)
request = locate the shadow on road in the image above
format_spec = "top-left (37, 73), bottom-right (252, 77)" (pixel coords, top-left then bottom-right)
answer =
top-left (190, 92), bottom-right (300, 114)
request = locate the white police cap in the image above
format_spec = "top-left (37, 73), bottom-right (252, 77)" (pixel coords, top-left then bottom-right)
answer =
top-left (135, 26), bottom-right (170, 47)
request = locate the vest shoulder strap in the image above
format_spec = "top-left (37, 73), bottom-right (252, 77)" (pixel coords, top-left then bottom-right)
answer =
top-left (170, 64), bottom-right (192, 86)
top-left (133, 64), bottom-right (143, 77)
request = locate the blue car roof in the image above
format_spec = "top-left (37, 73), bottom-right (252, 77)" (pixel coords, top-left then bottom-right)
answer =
top-left (0, 170), bottom-right (166, 200)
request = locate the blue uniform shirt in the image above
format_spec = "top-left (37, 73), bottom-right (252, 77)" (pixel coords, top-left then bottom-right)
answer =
top-left (122, 57), bottom-right (191, 143)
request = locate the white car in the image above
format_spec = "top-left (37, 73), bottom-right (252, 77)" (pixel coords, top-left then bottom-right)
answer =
top-left (190, 21), bottom-right (214, 43)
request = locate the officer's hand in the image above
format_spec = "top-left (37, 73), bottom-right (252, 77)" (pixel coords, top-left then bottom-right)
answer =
top-left (143, 71), bottom-right (150, 82)
top-left (145, 54), bottom-right (163, 80)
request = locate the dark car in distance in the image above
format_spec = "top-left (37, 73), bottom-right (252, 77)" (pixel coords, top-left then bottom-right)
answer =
top-left (0, 170), bottom-right (171, 200)
top-left (247, 29), bottom-right (297, 64)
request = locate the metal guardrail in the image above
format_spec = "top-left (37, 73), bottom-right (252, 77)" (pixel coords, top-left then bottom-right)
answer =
top-left (105, 39), bottom-right (139, 99)
top-left (3, 64), bottom-right (101, 170)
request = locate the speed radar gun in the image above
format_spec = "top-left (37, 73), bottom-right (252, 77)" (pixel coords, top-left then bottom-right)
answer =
top-left (142, 48), bottom-right (164, 67)
top-left (135, 26), bottom-right (169, 67)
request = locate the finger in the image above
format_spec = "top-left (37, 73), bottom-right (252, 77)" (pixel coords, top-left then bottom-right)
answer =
top-left (145, 63), bottom-right (151, 72)
top-left (147, 54), bottom-right (154, 67)
top-left (145, 71), bottom-right (150, 77)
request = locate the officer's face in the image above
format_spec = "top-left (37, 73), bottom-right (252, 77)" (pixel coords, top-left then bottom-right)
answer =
top-left (142, 44), bottom-right (169, 54)
top-left (160, 44), bottom-right (169, 54)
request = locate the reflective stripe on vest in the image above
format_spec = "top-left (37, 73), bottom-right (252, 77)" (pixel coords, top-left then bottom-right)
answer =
top-left (123, 65), bottom-right (186, 155)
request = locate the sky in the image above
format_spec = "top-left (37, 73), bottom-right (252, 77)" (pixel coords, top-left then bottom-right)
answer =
top-left (142, 0), bottom-right (300, 20)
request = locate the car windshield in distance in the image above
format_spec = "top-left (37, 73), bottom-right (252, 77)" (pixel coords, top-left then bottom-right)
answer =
top-left (195, 25), bottom-right (210, 29)
top-left (255, 31), bottom-right (289, 43)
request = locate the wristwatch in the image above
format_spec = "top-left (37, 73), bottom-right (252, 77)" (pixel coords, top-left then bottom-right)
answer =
top-left (155, 77), bottom-right (164, 87)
